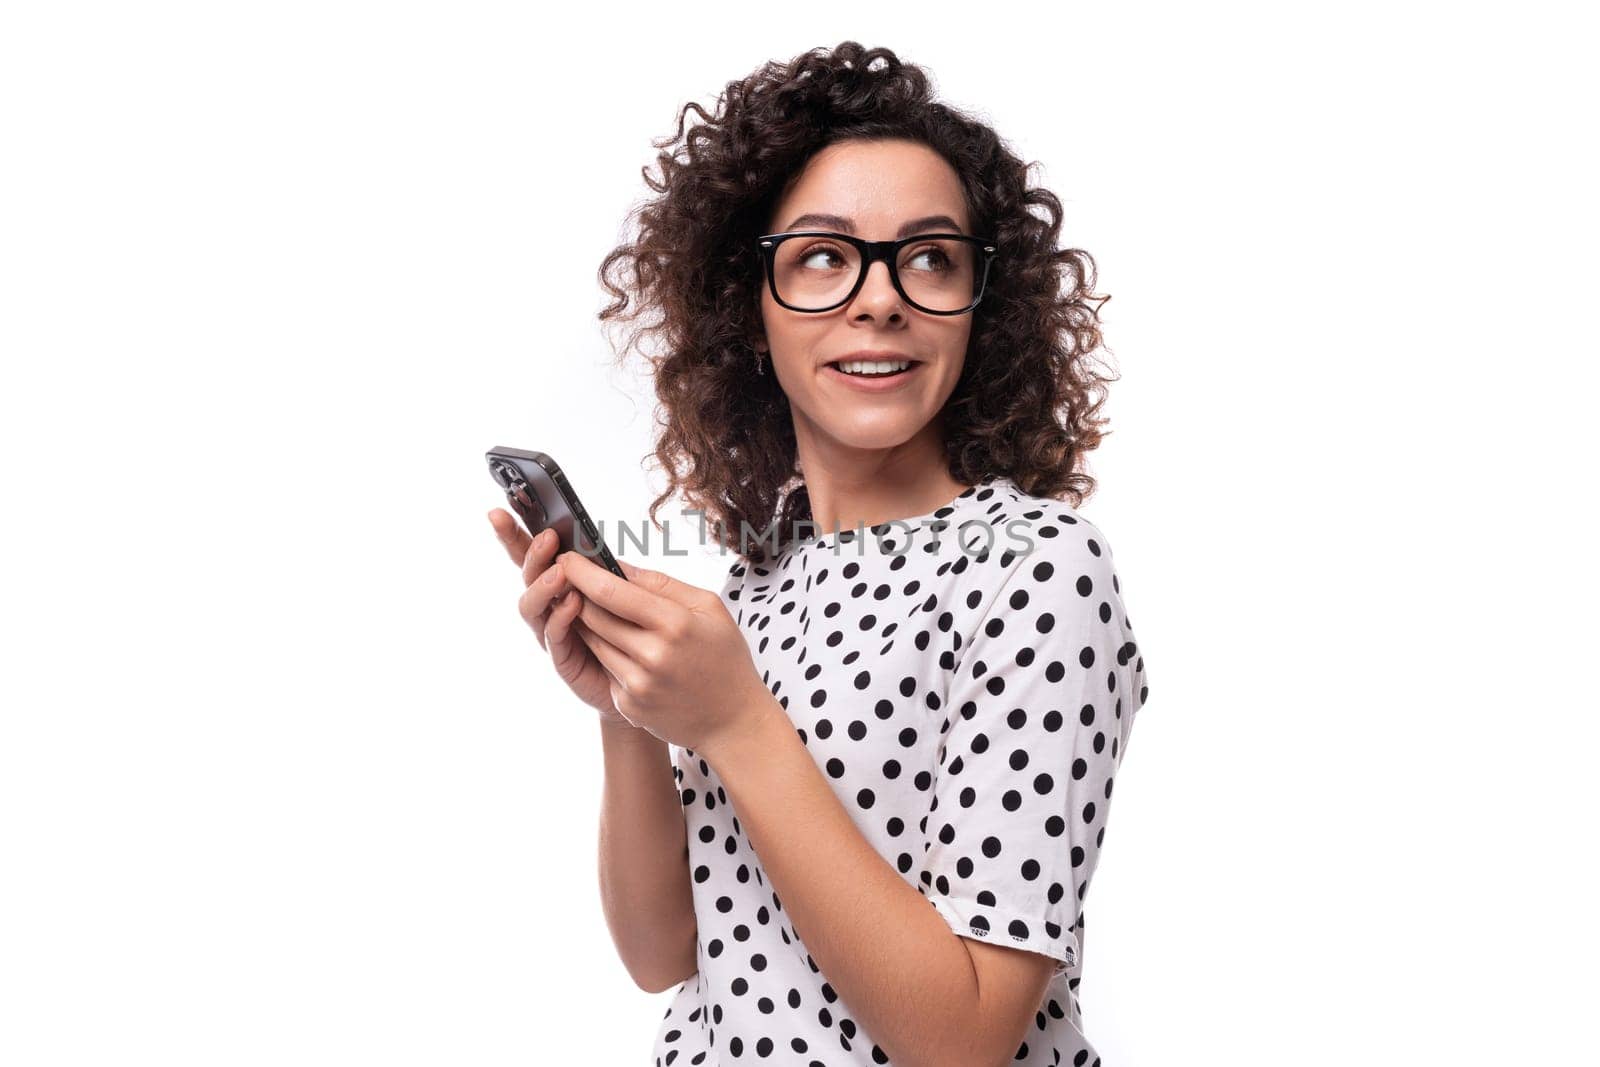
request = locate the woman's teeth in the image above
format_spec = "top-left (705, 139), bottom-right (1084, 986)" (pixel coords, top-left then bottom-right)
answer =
top-left (835, 359), bottom-right (912, 376)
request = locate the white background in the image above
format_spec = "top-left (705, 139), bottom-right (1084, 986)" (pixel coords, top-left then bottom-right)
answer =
top-left (3, 2), bottom-right (1595, 1064)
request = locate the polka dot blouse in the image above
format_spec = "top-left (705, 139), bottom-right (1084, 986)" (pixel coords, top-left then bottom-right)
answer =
top-left (652, 475), bottom-right (1150, 1066)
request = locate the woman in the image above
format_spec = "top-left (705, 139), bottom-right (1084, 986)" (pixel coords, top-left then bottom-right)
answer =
top-left (488, 42), bottom-right (1150, 1067)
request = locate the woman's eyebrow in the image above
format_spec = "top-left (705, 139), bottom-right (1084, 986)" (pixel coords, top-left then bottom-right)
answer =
top-left (782, 212), bottom-right (966, 238)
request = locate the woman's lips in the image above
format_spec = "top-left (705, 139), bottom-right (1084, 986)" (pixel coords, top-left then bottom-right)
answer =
top-left (822, 361), bottom-right (924, 392)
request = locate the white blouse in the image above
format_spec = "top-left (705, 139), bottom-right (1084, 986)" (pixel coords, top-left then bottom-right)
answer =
top-left (652, 474), bottom-right (1150, 1066)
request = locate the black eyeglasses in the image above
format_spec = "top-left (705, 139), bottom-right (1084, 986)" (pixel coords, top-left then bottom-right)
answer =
top-left (756, 230), bottom-right (998, 315)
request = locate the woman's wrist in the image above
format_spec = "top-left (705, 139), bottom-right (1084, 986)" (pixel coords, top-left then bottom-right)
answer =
top-left (598, 712), bottom-right (660, 745)
top-left (698, 689), bottom-right (783, 768)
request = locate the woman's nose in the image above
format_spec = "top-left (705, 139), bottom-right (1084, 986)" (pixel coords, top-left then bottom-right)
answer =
top-left (851, 259), bottom-right (905, 314)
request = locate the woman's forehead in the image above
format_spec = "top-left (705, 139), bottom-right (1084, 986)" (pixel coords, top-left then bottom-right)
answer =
top-left (772, 146), bottom-right (969, 232)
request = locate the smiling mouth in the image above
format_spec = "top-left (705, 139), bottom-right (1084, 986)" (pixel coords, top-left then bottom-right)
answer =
top-left (826, 358), bottom-right (918, 379)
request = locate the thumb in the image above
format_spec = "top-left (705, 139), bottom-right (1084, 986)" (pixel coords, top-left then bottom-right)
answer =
top-left (617, 558), bottom-right (695, 604)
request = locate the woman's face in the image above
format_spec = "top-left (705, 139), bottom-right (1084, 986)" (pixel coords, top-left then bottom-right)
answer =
top-left (756, 138), bottom-right (976, 458)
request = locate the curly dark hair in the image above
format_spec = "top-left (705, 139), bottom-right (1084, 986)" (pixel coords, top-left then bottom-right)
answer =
top-left (597, 40), bottom-right (1119, 565)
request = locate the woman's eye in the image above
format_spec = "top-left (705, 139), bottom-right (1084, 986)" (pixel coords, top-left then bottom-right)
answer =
top-left (907, 248), bottom-right (951, 272)
top-left (800, 247), bottom-right (845, 269)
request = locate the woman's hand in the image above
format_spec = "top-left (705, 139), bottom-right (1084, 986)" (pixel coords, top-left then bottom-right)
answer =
top-left (486, 508), bottom-right (634, 729)
top-left (554, 549), bottom-right (778, 752)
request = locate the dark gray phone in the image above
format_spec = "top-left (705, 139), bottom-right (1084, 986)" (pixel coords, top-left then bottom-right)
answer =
top-left (485, 446), bottom-right (626, 580)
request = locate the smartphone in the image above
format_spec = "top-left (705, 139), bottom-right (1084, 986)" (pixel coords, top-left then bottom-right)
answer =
top-left (485, 446), bottom-right (627, 580)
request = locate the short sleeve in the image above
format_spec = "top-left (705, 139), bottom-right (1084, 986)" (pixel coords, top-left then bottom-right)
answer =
top-left (916, 519), bottom-right (1149, 978)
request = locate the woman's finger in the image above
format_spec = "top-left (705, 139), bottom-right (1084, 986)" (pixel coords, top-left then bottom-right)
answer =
top-left (572, 612), bottom-right (637, 692)
top-left (559, 548), bottom-right (677, 632)
top-left (565, 570), bottom-right (655, 659)
top-left (488, 508), bottom-right (533, 568)
top-left (527, 601), bottom-right (548, 652)
top-left (520, 529), bottom-right (562, 587)
top-left (544, 589), bottom-right (587, 667)
top-left (517, 563), bottom-right (572, 646)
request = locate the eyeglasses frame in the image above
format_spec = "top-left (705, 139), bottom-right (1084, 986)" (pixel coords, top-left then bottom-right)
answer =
top-left (755, 230), bottom-right (998, 316)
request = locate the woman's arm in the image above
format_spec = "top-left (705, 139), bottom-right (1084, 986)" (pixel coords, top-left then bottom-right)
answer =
top-left (697, 699), bottom-right (1044, 1067)
top-left (596, 717), bottom-right (697, 993)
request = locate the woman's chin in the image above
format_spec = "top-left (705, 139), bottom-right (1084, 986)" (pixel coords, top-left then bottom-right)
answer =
top-left (816, 420), bottom-right (930, 452)
top-left (788, 394), bottom-right (941, 450)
